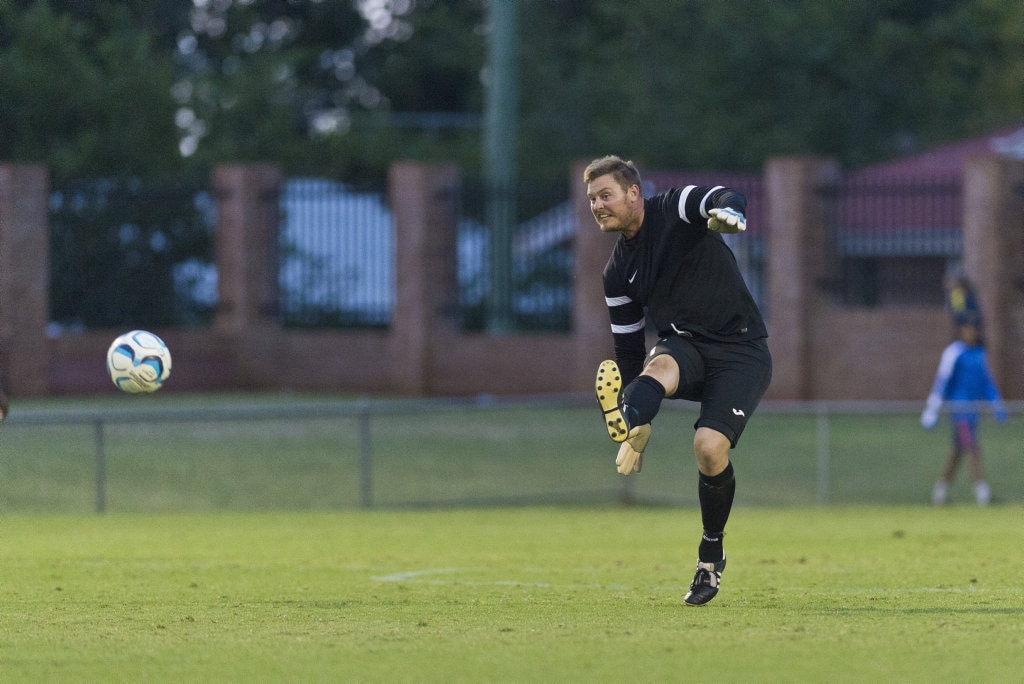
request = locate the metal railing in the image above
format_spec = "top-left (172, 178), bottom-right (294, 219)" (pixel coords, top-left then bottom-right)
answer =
top-left (279, 178), bottom-right (395, 328)
top-left (2, 397), bottom-right (1020, 513)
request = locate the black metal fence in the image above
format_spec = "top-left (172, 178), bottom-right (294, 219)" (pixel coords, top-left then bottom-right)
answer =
top-left (457, 179), bottom-right (574, 331)
top-left (278, 178), bottom-right (394, 328)
top-left (49, 177), bottom-right (216, 331)
top-left (276, 177), bottom-right (575, 332)
top-left (46, 171), bottom-right (966, 333)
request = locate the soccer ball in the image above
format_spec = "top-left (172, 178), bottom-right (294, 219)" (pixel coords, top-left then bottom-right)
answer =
top-left (106, 330), bottom-right (172, 394)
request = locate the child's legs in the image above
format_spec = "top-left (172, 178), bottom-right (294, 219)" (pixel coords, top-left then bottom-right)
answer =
top-left (950, 417), bottom-right (984, 482)
top-left (940, 447), bottom-right (962, 482)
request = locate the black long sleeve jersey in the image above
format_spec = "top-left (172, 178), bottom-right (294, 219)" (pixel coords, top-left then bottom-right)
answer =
top-left (602, 185), bottom-right (768, 384)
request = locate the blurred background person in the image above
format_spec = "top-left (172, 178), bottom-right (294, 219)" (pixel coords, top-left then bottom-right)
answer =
top-left (944, 269), bottom-right (982, 329)
top-left (920, 312), bottom-right (1007, 506)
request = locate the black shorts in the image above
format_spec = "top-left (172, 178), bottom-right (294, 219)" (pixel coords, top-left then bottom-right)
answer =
top-left (645, 335), bottom-right (772, 447)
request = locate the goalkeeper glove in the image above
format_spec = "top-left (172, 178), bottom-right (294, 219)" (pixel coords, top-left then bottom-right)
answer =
top-left (708, 207), bottom-right (746, 233)
top-left (615, 424), bottom-right (650, 475)
top-left (921, 395), bottom-right (941, 429)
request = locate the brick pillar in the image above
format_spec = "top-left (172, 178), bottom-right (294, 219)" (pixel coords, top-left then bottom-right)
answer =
top-left (212, 164), bottom-right (282, 386)
top-left (0, 164), bottom-right (50, 397)
top-left (572, 161), bottom-right (619, 391)
top-left (961, 155), bottom-right (1024, 398)
top-left (764, 157), bottom-right (841, 399)
top-left (388, 162), bottom-right (460, 394)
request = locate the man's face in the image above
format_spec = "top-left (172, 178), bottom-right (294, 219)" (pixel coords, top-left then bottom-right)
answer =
top-left (586, 174), bottom-right (641, 237)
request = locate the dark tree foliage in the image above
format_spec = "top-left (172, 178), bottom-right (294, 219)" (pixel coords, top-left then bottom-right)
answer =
top-left (515, 0), bottom-right (1024, 181)
top-left (0, 1), bottom-right (186, 180)
top-left (1, 1), bottom-right (207, 327)
top-left (1, 0), bottom-right (1022, 327)
top-left (4, 0), bottom-right (1021, 184)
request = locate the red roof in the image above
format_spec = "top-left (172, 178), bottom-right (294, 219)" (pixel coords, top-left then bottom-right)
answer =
top-left (850, 124), bottom-right (1024, 180)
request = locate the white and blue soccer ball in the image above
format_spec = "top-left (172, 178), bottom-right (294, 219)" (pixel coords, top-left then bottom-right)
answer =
top-left (106, 330), bottom-right (172, 394)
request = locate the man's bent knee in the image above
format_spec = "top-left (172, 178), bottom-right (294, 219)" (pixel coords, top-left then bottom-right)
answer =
top-left (694, 427), bottom-right (731, 476)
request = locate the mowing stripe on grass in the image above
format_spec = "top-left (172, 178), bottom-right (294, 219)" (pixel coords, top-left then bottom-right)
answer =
top-left (372, 566), bottom-right (685, 591)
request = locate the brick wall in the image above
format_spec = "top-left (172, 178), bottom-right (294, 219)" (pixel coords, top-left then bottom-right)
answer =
top-left (2, 156), bottom-right (1021, 401)
top-left (0, 165), bottom-right (49, 396)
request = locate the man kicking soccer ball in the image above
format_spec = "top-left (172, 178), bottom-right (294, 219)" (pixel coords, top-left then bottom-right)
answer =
top-left (585, 155), bottom-right (772, 606)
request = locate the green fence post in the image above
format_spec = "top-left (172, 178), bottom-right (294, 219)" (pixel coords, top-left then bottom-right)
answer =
top-left (359, 403), bottom-right (373, 509)
top-left (816, 403), bottom-right (830, 505)
top-left (94, 418), bottom-right (106, 514)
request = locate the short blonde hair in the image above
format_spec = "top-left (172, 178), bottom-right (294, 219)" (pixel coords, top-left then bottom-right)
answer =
top-left (583, 155), bottom-right (641, 191)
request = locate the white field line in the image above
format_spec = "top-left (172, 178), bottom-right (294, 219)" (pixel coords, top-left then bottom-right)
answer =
top-left (371, 568), bottom-right (989, 594)
top-left (371, 567), bottom-right (685, 591)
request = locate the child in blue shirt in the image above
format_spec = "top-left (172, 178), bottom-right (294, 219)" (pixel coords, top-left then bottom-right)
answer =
top-left (921, 315), bottom-right (1007, 505)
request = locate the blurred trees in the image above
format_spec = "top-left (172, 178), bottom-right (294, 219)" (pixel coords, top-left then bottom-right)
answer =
top-left (522, 0), bottom-right (1024, 179)
top-left (3, 0), bottom-right (1021, 329)
top-left (2, 0), bottom-right (1022, 185)
top-left (0, 1), bottom-right (185, 180)
top-left (0, 1), bottom-right (207, 327)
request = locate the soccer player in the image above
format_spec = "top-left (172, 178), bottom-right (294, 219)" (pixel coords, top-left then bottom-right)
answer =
top-left (920, 314), bottom-right (1007, 506)
top-left (585, 155), bottom-right (771, 606)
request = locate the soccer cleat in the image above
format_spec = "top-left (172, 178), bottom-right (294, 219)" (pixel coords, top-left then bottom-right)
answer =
top-left (683, 556), bottom-right (726, 606)
top-left (615, 424), bottom-right (650, 474)
top-left (596, 360), bottom-right (629, 442)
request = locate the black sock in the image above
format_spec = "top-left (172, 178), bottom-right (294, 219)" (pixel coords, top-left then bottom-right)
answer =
top-left (697, 462), bottom-right (735, 562)
top-left (619, 375), bottom-right (665, 427)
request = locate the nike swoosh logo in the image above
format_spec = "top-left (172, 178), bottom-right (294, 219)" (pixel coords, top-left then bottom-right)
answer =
top-left (732, 408), bottom-right (745, 417)
top-left (628, 271), bottom-right (638, 283)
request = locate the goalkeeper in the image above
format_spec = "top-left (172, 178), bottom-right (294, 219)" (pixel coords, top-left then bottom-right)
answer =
top-left (584, 155), bottom-right (771, 606)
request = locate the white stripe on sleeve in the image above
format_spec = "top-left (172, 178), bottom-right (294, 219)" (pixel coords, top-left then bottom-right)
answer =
top-left (698, 186), bottom-right (724, 218)
top-left (611, 319), bottom-right (645, 334)
top-left (678, 186), bottom-right (696, 223)
top-left (605, 295), bottom-right (632, 307)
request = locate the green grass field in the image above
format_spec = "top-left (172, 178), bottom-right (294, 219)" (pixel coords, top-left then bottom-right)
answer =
top-left (1, 395), bottom-right (1022, 680)
top-left (1, 507), bottom-right (1021, 682)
